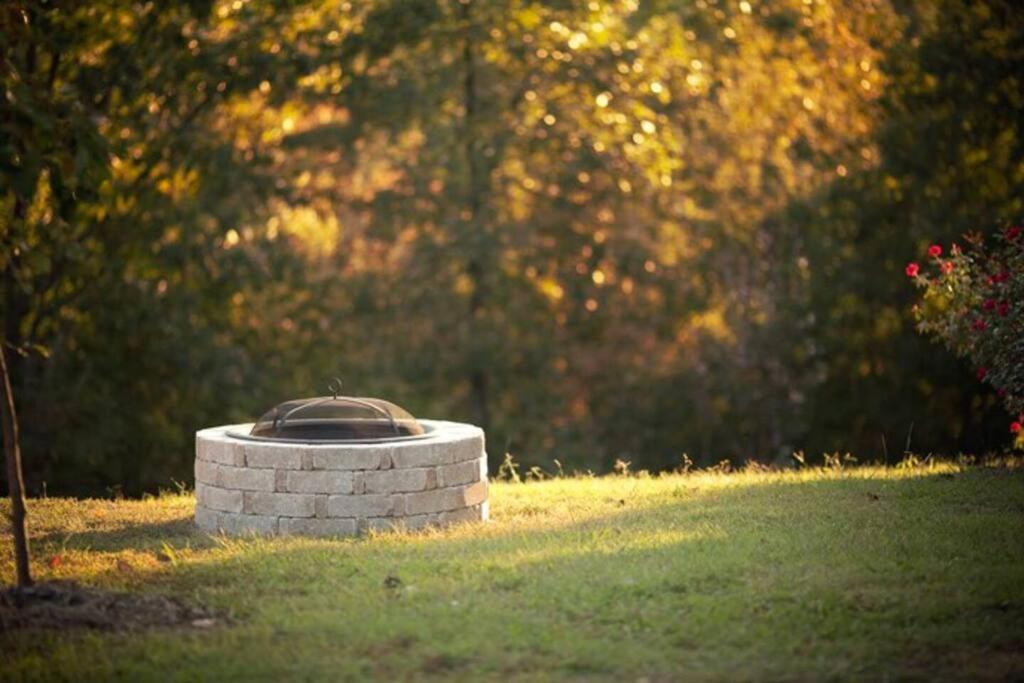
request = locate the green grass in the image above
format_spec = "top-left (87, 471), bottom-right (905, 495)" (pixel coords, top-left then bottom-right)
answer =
top-left (2, 462), bottom-right (1023, 681)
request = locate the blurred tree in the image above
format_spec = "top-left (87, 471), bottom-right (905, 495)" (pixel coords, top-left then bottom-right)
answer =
top-left (794, 0), bottom-right (1023, 459)
top-left (264, 0), bottom-right (905, 471)
top-left (1, 1), bottom-right (317, 493)
top-left (2, 0), bottom-right (1020, 496)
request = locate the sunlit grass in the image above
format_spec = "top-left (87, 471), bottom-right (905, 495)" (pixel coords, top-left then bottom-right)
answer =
top-left (2, 460), bottom-right (1023, 681)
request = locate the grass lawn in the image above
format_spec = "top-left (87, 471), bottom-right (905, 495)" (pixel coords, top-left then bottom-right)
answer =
top-left (2, 461), bottom-right (1023, 681)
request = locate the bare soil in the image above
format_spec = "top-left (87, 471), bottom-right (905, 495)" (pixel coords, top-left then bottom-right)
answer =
top-left (0, 581), bottom-right (222, 634)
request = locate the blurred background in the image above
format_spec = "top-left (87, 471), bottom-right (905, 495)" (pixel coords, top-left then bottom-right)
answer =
top-left (1, 0), bottom-right (1020, 497)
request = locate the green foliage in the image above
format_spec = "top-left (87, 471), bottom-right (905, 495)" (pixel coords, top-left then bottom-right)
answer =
top-left (1, 0), bottom-right (1022, 495)
top-left (778, 0), bottom-right (1024, 460)
top-left (1, 1), bottom-right (321, 494)
top-left (910, 228), bottom-right (1024, 443)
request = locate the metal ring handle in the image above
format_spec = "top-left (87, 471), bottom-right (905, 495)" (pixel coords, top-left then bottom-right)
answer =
top-left (328, 377), bottom-right (344, 399)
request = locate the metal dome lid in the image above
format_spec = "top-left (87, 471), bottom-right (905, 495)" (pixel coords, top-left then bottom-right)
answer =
top-left (229, 379), bottom-right (427, 443)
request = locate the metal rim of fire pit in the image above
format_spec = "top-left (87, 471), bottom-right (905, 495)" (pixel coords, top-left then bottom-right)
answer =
top-left (226, 378), bottom-right (430, 444)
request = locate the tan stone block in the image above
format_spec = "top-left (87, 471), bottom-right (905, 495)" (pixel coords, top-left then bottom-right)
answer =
top-left (448, 435), bottom-right (485, 464)
top-left (197, 435), bottom-right (245, 466)
top-left (195, 507), bottom-right (278, 535)
top-left (194, 504), bottom-right (221, 532)
top-left (243, 491), bottom-right (315, 517)
top-left (311, 447), bottom-right (387, 471)
top-left (390, 442), bottom-right (451, 469)
top-left (402, 487), bottom-right (454, 516)
top-left (194, 459), bottom-right (219, 486)
top-left (196, 482), bottom-right (243, 513)
top-left (437, 460), bottom-right (481, 488)
top-left (245, 443), bottom-right (302, 469)
top-left (326, 494), bottom-right (397, 518)
top-left (279, 517), bottom-right (357, 537)
top-left (285, 470), bottom-right (354, 494)
top-left (403, 480), bottom-right (488, 515)
top-left (218, 465), bottom-right (275, 491)
top-left (462, 479), bottom-right (488, 508)
top-left (356, 467), bottom-right (436, 494)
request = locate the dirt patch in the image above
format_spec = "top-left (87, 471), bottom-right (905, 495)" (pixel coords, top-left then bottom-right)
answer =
top-left (420, 653), bottom-right (468, 674)
top-left (0, 581), bottom-right (223, 633)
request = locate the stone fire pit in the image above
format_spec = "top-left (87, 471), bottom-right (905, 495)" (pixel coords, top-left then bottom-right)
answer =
top-left (194, 385), bottom-right (488, 536)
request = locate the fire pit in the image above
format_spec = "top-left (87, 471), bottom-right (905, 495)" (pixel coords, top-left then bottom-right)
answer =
top-left (194, 380), bottom-right (488, 536)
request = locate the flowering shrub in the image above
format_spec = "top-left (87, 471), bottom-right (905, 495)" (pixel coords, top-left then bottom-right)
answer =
top-left (907, 226), bottom-right (1023, 447)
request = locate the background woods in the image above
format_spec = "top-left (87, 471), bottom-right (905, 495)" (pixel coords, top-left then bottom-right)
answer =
top-left (1, 0), bottom-right (1021, 497)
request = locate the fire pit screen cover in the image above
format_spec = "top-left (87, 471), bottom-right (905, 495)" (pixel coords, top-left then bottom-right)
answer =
top-left (239, 379), bottom-right (426, 443)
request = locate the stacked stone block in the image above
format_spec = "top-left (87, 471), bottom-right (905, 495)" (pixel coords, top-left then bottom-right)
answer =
top-left (194, 420), bottom-right (488, 536)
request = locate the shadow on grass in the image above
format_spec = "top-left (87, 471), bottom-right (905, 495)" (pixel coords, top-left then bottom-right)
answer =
top-left (32, 517), bottom-right (213, 554)
top-left (13, 467), bottom-right (1024, 680)
top-left (35, 466), bottom-right (1010, 559)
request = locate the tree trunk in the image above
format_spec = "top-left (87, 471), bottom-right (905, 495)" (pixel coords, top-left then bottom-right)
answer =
top-left (1, 343), bottom-right (32, 587)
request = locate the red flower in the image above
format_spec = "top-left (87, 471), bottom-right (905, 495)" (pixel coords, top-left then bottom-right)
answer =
top-left (997, 389), bottom-right (1007, 397)
top-left (976, 367), bottom-right (987, 380)
top-left (941, 261), bottom-right (954, 274)
top-left (1007, 226), bottom-right (1022, 241)
top-left (48, 555), bottom-right (62, 569)
top-left (971, 319), bottom-right (988, 331)
top-left (998, 301), bottom-right (1010, 317)
top-left (987, 272), bottom-right (1010, 286)
top-left (928, 244), bottom-right (942, 258)
top-left (905, 262), bottom-right (920, 277)
top-left (1012, 421), bottom-right (1023, 434)
top-left (982, 299), bottom-right (996, 311)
